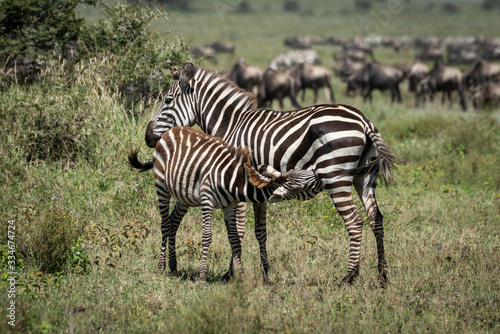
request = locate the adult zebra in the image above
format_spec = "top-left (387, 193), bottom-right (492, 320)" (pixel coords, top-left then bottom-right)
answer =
top-left (129, 126), bottom-right (319, 282)
top-left (145, 62), bottom-right (398, 286)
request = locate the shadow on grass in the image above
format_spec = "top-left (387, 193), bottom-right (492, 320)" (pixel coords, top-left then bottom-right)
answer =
top-left (160, 268), bottom-right (234, 284)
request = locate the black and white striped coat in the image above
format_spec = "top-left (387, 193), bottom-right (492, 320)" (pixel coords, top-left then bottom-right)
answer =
top-left (144, 62), bottom-right (398, 286)
top-left (130, 126), bottom-right (318, 282)
top-left (269, 49), bottom-right (321, 71)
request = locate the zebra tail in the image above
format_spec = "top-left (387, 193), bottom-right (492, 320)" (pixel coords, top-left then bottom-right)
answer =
top-left (344, 129), bottom-right (399, 188)
top-left (128, 147), bottom-right (154, 172)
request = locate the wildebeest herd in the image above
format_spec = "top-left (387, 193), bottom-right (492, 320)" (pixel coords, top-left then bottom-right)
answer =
top-left (190, 35), bottom-right (500, 111)
top-left (134, 35), bottom-right (498, 285)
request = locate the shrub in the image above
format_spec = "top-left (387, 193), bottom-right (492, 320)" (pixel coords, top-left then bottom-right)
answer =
top-left (0, 60), bottom-right (122, 164)
top-left (0, 0), bottom-right (98, 82)
top-left (0, 0), bottom-right (190, 103)
top-left (10, 204), bottom-right (87, 273)
top-left (80, 1), bottom-right (190, 104)
top-left (85, 221), bottom-right (151, 268)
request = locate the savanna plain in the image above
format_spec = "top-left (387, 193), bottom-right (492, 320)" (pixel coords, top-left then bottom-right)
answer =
top-left (1, 0), bottom-right (499, 333)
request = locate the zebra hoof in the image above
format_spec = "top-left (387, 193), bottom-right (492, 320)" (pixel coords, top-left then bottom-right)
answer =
top-left (340, 270), bottom-right (358, 286)
top-left (378, 272), bottom-right (390, 289)
top-left (221, 271), bottom-right (232, 282)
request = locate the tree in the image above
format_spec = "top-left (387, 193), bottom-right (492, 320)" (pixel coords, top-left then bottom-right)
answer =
top-left (0, 0), bottom-right (190, 102)
top-left (0, 0), bottom-right (97, 80)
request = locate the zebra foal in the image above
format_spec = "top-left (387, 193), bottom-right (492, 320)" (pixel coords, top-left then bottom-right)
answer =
top-left (129, 126), bottom-right (318, 282)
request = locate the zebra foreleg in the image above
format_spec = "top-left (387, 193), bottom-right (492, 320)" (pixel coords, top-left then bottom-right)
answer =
top-left (253, 202), bottom-right (270, 281)
top-left (164, 203), bottom-right (189, 275)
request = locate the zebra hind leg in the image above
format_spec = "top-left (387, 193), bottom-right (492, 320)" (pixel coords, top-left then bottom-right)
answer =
top-left (354, 175), bottom-right (389, 288)
top-left (222, 203), bottom-right (244, 281)
top-left (253, 202), bottom-right (270, 282)
top-left (223, 202), bottom-right (247, 281)
top-left (156, 193), bottom-right (171, 272)
top-left (329, 185), bottom-right (364, 285)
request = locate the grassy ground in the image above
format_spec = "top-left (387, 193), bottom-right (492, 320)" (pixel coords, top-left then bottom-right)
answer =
top-left (1, 0), bottom-right (500, 333)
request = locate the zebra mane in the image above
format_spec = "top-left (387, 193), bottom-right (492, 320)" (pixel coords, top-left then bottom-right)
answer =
top-left (195, 66), bottom-right (258, 111)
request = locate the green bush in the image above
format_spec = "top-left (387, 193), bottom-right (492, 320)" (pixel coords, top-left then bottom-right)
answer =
top-left (80, 1), bottom-right (189, 104)
top-left (0, 60), bottom-right (121, 165)
top-left (0, 0), bottom-right (98, 82)
top-left (0, 0), bottom-right (189, 103)
top-left (84, 220), bottom-right (151, 268)
top-left (10, 205), bottom-right (87, 273)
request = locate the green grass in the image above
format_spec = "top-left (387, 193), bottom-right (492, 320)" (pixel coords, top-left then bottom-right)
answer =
top-left (1, 1), bottom-right (500, 333)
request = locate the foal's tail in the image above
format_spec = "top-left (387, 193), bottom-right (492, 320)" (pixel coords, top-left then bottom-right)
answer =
top-left (128, 148), bottom-right (154, 171)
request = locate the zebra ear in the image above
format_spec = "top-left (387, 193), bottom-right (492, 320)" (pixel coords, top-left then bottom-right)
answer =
top-left (180, 62), bottom-right (195, 85)
top-left (258, 164), bottom-right (282, 178)
top-left (172, 67), bottom-right (180, 80)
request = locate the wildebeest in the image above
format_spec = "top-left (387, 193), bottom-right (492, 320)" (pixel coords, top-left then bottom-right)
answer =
top-left (415, 46), bottom-right (444, 62)
top-left (258, 68), bottom-right (302, 110)
top-left (472, 82), bottom-right (500, 110)
top-left (190, 45), bottom-right (217, 64)
top-left (445, 37), bottom-right (480, 64)
top-left (333, 58), bottom-right (365, 83)
top-left (286, 63), bottom-right (335, 104)
top-left (334, 40), bottom-right (374, 63)
top-left (346, 62), bottom-right (404, 104)
top-left (284, 35), bottom-right (327, 49)
top-left (226, 58), bottom-right (264, 96)
top-left (416, 62), bottom-right (467, 111)
top-left (208, 41), bottom-right (236, 54)
top-left (480, 38), bottom-right (500, 60)
top-left (284, 35), bottom-right (313, 49)
top-left (408, 61), bottom-right (429, 107)
top-left (464, 60), bottom-right (500, 91)
top-left (413, 36), bottom-right (442, 50)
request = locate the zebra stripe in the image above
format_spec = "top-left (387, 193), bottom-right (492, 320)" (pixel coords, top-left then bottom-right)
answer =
top-left (269, 49), bottom-right (321, 71)
top-left (145, 62), bottom-right (398, 286)
top-left (130, 126), bottom-right (319, 282)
